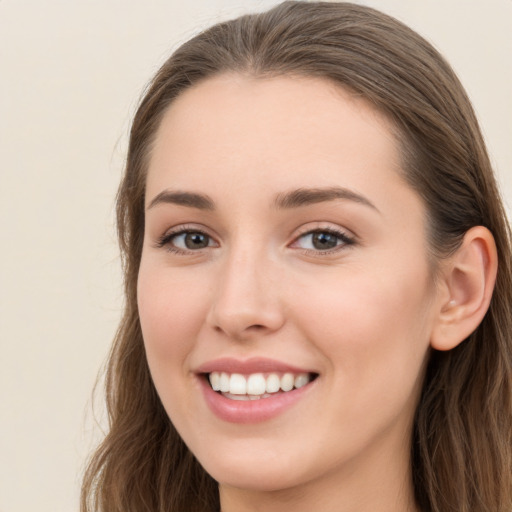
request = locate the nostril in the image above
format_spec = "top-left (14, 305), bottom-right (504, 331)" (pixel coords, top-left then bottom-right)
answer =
top-left (207, 301), bottom-right (285, 339)
top-left (213, 322), bottom-right (268, 337)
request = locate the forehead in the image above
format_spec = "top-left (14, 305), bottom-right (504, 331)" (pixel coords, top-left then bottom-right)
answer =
top-left (146, 74), bottom-right (412, 215)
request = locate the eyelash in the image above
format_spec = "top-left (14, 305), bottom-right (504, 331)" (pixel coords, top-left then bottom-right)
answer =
top-left (292, 227), bottom-right (356, 255)
top-left (155, 226), bottom-right (356, 256)
top-left (155, 226), bottom-right (214, 255)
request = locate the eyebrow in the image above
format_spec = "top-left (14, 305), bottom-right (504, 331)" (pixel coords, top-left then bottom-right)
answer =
top-left (147, 186), bottom-right (378, 213)
top-left (273, 186), bottom-right (379, 212)
top-left (147, 190), bottom-right (215, 211)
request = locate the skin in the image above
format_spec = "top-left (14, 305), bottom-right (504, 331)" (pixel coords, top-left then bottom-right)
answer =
top-left (137, 74), bottom-right (446, 512)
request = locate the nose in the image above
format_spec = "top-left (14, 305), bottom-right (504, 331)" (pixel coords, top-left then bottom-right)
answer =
top-left (206, 246), bottom-right (285, 341)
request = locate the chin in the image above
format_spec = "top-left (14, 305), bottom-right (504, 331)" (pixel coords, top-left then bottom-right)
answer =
top-left (198, 449), bottom-right (309, 492)
top-left (212, 467), bottom-right (302, 493)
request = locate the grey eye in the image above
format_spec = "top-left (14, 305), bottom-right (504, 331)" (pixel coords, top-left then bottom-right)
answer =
top-left (311, 232), bottom-right (339, 250)
top-left (174, 232), bottom-right (211, 250)
top-left (296, 231), bottom-right (344, 251)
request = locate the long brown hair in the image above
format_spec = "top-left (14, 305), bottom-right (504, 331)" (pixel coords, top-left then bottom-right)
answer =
top-left (81, 2), bottom-right (512, 511)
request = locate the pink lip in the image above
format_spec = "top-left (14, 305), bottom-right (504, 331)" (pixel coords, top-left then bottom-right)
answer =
top-left (195, 357), bottom-right (317, 424)
top-left (196, 357), bottom-right (314, 375)
top-left (199, 378), bottom-right (315, 424)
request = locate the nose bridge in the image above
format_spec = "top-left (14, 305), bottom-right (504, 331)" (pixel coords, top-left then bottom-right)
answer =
top-left (207, 237), bottom-right (283, 338)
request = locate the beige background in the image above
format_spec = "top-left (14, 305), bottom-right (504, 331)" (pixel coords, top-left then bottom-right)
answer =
top-left (1, 1), bottom-right (510, 511)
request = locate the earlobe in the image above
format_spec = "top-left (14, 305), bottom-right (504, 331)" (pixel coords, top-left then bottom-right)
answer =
top-left (430, 226), bottom-right (498, 351)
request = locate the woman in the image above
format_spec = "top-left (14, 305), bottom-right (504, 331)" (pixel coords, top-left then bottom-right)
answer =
top-left (81, 2), bottom-right (512, 511)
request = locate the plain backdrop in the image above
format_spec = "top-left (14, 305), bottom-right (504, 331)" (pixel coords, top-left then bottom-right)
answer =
top-left (1, 1), bottom-right (510, 511)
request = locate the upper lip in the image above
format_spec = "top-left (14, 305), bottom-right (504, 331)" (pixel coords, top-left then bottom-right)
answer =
top-left (195, 357), bottom-right (316, 375)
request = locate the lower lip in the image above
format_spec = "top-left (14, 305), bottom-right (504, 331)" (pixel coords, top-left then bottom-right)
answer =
top-left (199, 376), bottom-right (315, 424)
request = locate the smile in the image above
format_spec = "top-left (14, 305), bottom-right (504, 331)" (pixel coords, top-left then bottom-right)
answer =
top-left (208, 371), bottom-right (314, 400)
top-left (196, 357), bottom-right (318, 423)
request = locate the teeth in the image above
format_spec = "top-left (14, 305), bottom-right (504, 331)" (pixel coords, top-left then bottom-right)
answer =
top-left (294, 374), bottom-right (309, 389)
top-left (208, 371), bottom-right (313, 397)
top-left (223, 392), bottom-right (273, 401)
top-left (281, 373), bottom-right (294, 392)
top-left (229, 374), bottom-right (247, 395)
top-left (266, 373), bottom-right (280, 393)
top-left (219, 372), bottom-right (230, 392)
top-left (247, 373), bottom-right (266, 395)
top-left (228, 393), bottom-right (251, 401)
top-left (210, 372), bottom-right (221, 391)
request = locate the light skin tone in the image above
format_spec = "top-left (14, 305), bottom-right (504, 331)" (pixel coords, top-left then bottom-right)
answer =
top-left (137, 74), bottom-right (497, 512)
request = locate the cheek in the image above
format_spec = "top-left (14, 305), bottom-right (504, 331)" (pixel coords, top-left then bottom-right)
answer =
top-left (291, 264), bottom-right (433, 397)
top-left (137, 264), bottom-right (216, 430)
top-left (137, 264), bottom-right (210, 369)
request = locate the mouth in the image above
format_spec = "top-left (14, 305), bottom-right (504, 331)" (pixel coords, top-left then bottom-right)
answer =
top-left (204, 371), bottom-right (318, 401)
top-left (196, 357), bottom-right (319, 422)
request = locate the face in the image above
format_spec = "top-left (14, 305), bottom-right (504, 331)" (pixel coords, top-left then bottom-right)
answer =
top-left (138, 75), bottom-right (441, 497)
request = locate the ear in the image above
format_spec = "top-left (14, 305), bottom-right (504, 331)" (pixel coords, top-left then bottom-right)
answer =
top-left (431, 226), bottom-right (498, 351)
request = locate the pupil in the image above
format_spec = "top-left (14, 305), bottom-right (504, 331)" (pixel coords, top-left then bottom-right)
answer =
top-left (185, 232), bottom-right (208, 249)
top-left (312, 232), bottom-right (337, 250)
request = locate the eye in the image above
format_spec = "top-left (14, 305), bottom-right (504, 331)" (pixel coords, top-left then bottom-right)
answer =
top-left (292, 228), bottom-right (355, 253)
top-left (156, 228), bottom-right (216, 253)
top-left (173, 231), bottom-right (212, 250)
